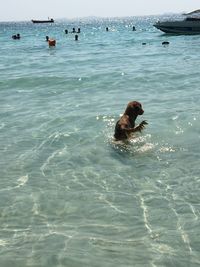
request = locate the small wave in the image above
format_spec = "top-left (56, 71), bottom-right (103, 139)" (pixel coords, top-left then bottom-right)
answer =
top-left (136, 142), bottom-right (155, 153)
top-left (0, 123), bottom-right (5, 130)
top-left (0, 239), bottom-right (8, 247)
top-left (109, 134), bottom-right (155, 155)
top-left (17, 174), bottom-right (29, 187)
top-left (159, 146), bottom-right (175, 153)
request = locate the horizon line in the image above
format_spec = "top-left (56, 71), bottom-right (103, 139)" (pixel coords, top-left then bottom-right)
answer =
top-left (0, 11), bottom-right (186, 23)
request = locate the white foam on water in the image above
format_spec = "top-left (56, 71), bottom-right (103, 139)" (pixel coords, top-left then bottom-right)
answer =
top-left (17, 174), bottom-right (29, 187)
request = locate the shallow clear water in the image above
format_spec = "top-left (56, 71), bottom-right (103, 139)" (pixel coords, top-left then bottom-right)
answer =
top-left (0, 15), bottom-right (200, 266)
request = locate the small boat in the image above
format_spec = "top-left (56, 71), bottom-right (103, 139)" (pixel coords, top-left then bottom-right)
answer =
top-left (154, 9), bottom-right (200, 34)
top-left (31, 18), bottom-right (54, 23)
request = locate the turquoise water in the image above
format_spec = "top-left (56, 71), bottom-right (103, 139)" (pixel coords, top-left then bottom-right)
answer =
top-left (0, 15), bottom-right (200, 266)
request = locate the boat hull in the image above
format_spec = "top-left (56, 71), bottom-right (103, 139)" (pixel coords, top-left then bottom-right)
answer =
top-left (154, 20), bottom-right (200, 34)
top-left (32, 19), bottom-right (54, 23)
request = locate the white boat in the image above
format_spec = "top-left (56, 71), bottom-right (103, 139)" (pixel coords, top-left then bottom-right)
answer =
top-left (154, 10), bottom-right (200, 34)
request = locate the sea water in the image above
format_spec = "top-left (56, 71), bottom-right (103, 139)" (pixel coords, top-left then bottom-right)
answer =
top-left (0, 15), bottom-right (200, 267)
